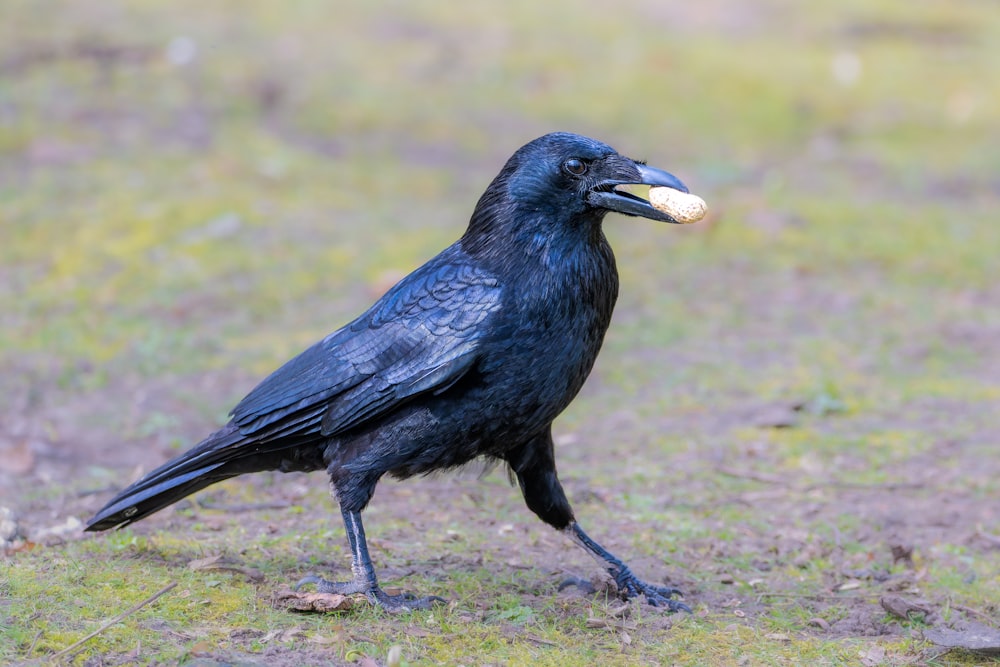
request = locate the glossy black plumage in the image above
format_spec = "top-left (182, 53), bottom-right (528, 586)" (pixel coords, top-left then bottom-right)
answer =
top-left (87, 132), bottom-right (694, 612)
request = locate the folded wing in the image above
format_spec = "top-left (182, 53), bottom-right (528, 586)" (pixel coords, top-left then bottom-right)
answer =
top-left (231, 253), bottom-right (502, 443)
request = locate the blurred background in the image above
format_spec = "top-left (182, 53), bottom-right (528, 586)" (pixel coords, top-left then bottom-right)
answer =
top-left (2, 0), bottom-right (999, 661)
top-left (4, 1), bottom-right (996, 392)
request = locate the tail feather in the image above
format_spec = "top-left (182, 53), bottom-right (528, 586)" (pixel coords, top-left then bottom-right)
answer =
top-left (86, 462), bottom-right (233, 530)
top-left (86, 423), bottom-right (269, 531)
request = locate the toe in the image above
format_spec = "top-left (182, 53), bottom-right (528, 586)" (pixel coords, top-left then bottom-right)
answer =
top-left (658, 597), bottom-right (693, 613)
top-left (294, 575), bottom-right (364, 595)
top-left (648, 583), bottom-right (684, 598)
top-left (558, 576), bottom-right (597, 594)
top-left (644, 589), bottom-right (692, 613)
top-left (293, 574), bottom-right (326, 592)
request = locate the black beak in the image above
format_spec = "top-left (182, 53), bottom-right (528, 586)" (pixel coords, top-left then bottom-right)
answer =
top-left (587, 163), bottom-right (690, 224)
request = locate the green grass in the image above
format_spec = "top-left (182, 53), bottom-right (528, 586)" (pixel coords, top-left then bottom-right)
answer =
top-left (0, 534), bottom-right (928, 665)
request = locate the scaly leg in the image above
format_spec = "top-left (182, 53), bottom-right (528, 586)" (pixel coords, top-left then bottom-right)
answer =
top-left (506, 429), bottom-right (690, 612)
top-left (295, 507), bottom-right (444, 612)
top-left (564, 522), bottom-right (690, 612)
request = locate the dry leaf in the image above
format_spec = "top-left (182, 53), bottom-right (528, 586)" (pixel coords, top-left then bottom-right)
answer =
top-left (189, 640), bottom-right (213, 655)
top-left (0, 439), bottom-right (36, 474)
top-left (275, 589), bottom-right (354, 613)
top-left (889, 543), bottom-right (915, 566)
top-left (262, 627), bottom-right (304, 643)
top-left (859, 645), bottom-right (885, 666)
top-left (879, 595), bottom-right (930, 621)
top-left (351, 655), bottom-right (379, 667)
top-left (188, 554), bottom-right (264, 582)
top-left (585, 616), bottom-right (637, 631)
top-left (607, 602), bottom-right (631, 619)
top-left (188, 555), bottom-right (226, 570)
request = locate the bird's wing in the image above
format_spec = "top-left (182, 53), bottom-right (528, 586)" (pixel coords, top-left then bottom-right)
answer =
top-left (230, 258), bottom-right (502, 441)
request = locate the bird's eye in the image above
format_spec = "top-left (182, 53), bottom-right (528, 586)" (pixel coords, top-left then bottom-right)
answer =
top-left (562, 158), bottom-right (587, 176)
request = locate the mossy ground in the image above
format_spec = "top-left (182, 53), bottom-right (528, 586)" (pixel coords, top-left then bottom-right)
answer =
top-left (2, 1), bottom-right (998, 665)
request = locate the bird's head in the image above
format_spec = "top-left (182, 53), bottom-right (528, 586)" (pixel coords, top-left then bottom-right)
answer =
top-left (463, 132), bottom-right (690, 254)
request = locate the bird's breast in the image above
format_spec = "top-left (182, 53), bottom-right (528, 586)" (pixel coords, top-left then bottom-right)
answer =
top-left (477, 240), bottom-right (619, 425)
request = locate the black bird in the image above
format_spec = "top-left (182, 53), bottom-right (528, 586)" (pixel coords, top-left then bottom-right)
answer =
top-left (87, 132), bottom-right (694, 613)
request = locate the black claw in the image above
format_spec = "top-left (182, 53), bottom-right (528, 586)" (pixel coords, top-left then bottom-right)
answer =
top-left (558, 576), bottom-right (597, 594)
top-left (611, 569), bottom-right (690, 613)
top-left (640, 583), bottom-right (692, 613)
top-left (646, 594), bottom-right (693, 613)
top-left (646, 583), bottom-right (684, 599)
top-left (291, 575), bottom-right (444, 611)
top-left (293, 574), bottom-right (324, 592)
top-left (560, 571), bottom-right (689, 612)
top-left (293, 575), bottom-right (368, 595)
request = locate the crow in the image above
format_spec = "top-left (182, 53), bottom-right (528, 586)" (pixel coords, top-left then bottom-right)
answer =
top-left (86, 132), bottom-right (695, 613)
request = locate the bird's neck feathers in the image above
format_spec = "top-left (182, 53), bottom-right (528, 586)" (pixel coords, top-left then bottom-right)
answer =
top-left (461, 205), bottom-right (612, 276)
top-left (460, 169), bottom-right (607, 266)
top-left (459, 188), bottom-right (619, 321)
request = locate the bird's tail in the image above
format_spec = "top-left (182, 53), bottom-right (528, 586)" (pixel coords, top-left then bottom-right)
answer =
top-left (85, 423), bottom-right (262, 531)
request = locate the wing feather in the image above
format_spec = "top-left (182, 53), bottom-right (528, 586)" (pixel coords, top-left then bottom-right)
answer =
top-left (229, 247), bottom-right (501, 443)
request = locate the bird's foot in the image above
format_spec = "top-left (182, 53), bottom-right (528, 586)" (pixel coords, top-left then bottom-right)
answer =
top-left (368, 588), bottom-right (446, 613)
top-left (611, 566), bottom-right (691, 613)
top-left (294, 575), bottom-right (445, 613)
top-left (558, 575), bottom-right (597, 595)
top-left (560, 571), bottom-right (690, 613)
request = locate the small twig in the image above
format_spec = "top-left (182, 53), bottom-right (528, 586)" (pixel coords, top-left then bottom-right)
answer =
top-left (806, 481), bottom-right (925, 492)
top-left (715, 467), bottom-right (925, 493)
top-left (950, 602), bottom-right (996, 624)
top-left (49, 581), bottom-right (177, 661)
top-left (974, 526), bottom-right (1000, 547)
top-left (27, 629), bottom-right (43, 655)
top-left (76, 485), bottom-right (119, 498)
top-left (715, 467), bottom-right (788, 486)
top-left (757, 592), bottom-right (876, 602)
top-left (524, 633), bottom-right (560, 647)
top-left (196, 499), bottom-right (293, 512)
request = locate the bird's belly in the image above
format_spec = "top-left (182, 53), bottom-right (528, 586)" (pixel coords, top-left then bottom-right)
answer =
top-left (328, 288), bottom-right (613, 480)
top-left (425, 323), bottom-right (603, 456)
top-left (331, 341), bottom-right (597, 481)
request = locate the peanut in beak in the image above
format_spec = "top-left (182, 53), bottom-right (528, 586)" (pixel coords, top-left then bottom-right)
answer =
top-left (649, 187), bottom-right (708, 224)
